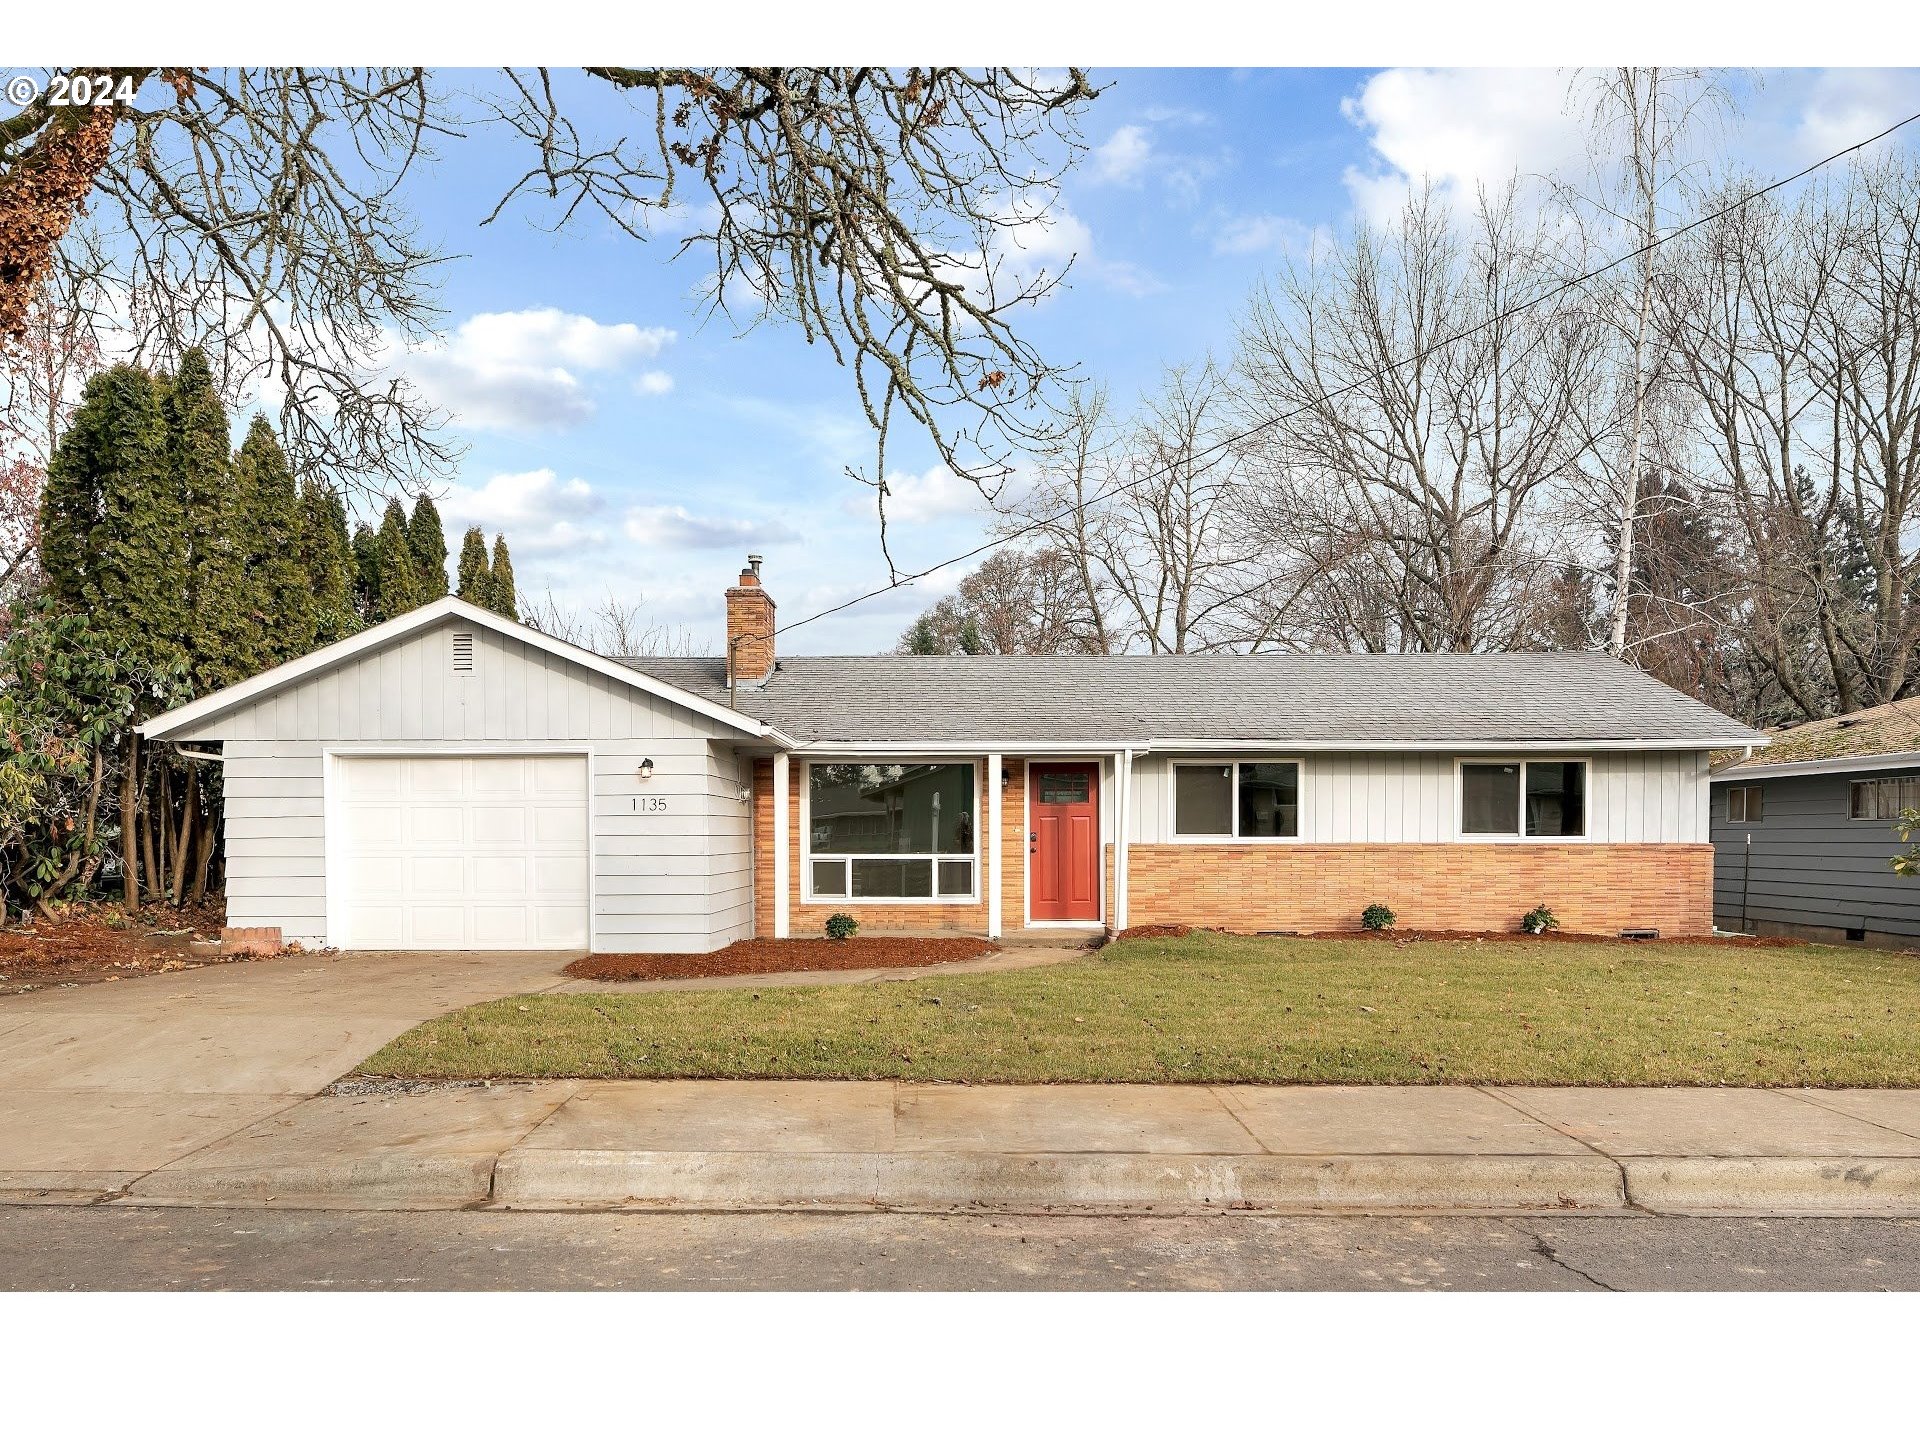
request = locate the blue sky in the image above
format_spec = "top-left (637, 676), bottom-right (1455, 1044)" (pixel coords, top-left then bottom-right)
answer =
top-left (380, 67), bottom-right (1920, 654)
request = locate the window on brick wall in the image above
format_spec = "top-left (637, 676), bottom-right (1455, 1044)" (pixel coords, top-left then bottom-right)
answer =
top-left (804, 762), bottom-right (977, 901)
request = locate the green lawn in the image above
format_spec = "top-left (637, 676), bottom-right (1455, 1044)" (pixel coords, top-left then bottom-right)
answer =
top-left (361, 932), bottom-right (1920, 1087)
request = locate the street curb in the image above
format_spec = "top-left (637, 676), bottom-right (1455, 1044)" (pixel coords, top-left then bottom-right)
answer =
top-left (1623, 1157), bottom-right (1920, 1214)
top-left (0, 1171), bottom-right (139, 1205)
top-left (490, 1150), bottom-right (1631, 1213)
top-left (120, 1155), bottom-right (496, 1209)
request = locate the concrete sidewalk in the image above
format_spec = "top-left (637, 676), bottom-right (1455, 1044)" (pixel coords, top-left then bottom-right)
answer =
top-left (11, 1080), bottom-right (1920, 1217)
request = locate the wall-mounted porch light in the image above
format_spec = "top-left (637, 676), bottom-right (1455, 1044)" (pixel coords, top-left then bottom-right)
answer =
top-left (638, 758), bottom-right (655, 781)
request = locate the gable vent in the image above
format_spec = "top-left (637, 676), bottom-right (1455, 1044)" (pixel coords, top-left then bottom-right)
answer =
top-left (451, 632), bottom-right (475, 674)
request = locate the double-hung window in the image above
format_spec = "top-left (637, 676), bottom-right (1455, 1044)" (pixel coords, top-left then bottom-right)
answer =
top-left (1172, 761), bottom-right (1300, 839)
top-left (1460, 759), bottom-right (1587, 839)
top-left (805, 762), bottom-right (977, 901)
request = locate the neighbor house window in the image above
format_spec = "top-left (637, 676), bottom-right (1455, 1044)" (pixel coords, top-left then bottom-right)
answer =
top-left (1460, 760), bottom-right (1587, 838)
top-left (805, 762), bottom-right (977, 900)
top-left (1850, 776), bottom-right (1920, 821)
top-left (1173, 761), bottom-right (1300, 839)
top-left (1726, 785), bottom-right (1764, 822)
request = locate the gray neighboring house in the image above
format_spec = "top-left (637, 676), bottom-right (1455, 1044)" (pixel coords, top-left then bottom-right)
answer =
top-left (1711, 697), bottom-right (1920, 945)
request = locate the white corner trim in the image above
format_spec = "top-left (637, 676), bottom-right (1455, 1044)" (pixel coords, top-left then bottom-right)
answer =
top-left (988, 752), bottom-right (1004, 939)
top-left (772, 751), bottom-right (791, 939)
top-left (139, 595), bottom-right (784, 744)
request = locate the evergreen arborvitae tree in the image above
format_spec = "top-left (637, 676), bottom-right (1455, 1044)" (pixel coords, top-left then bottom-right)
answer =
top-left (350, 522), bottom-right (380, 620)
top-left (40, 364), bottom-right (186, 680)
top-left (456, 525), bottom-right (492, 605)
top-left (234, 417), bottom-right (315, 666)
top-left (487, 534), bottom-right (518, 621)
top-left (407, 495), bottom-right (450, 600)
top-left (373, 498), bottom-right (424, 620)
top-left (164, 350), bottom-right (254, 692)
top-left (300, 482), bottom-right (359, 645)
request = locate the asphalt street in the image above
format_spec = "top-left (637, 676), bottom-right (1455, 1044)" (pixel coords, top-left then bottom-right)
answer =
top-left (3, 1207), bottom-right (1919, 1290)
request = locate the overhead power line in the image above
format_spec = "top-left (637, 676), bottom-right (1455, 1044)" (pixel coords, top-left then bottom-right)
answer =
top-left (772, 104), bottom-right (1920, 643)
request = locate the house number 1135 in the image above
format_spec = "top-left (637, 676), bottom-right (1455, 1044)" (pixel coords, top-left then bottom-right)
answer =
top-left (632, 796), bottom-right (669, 813)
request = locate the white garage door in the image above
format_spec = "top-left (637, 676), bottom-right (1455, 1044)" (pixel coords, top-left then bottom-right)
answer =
top-left (336, 754), bottom-right (590, 950)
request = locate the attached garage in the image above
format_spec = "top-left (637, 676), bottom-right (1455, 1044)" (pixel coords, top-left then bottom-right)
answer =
top-left (137, 597), bottom-right (786, 954)
top-left (330, 753), bottom-right (590, 950)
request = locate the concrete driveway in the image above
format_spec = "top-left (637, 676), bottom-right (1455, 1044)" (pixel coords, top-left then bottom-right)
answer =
top-left (0, 950), bottom-right (573, 1196)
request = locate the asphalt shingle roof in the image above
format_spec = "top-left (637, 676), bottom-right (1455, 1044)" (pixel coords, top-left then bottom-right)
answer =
top-left (1714, 694), bottom-right (1920, 774)
top-left (624, 651), bottom-right (1764, 749)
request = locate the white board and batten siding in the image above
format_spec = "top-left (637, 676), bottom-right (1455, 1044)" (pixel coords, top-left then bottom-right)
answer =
top-left (176, 618), bottom-right (756, 952)
top-left (1127, 750), bottom-right (1711, 845)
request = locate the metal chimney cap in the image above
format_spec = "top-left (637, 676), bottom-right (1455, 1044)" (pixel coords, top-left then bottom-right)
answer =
top-left (747, 554), bottom-right (764, 576)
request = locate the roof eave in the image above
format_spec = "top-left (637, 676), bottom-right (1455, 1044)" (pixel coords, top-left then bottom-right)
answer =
top-left (139, 596), bottom-right (778, 743)
top-left (1714, 748), bottom-right (1920, 780)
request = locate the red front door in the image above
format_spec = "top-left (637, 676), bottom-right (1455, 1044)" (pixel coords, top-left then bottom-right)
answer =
top-left (1029, 763), bottom-right (1100, 922)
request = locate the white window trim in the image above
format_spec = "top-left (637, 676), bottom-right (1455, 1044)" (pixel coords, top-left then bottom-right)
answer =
top-left (1165, 757), bottom-right (1307, 844)
top-left (1454, 756), bottom-right (1590, 843)
top-left (799, 759), bottom-right (981, 905)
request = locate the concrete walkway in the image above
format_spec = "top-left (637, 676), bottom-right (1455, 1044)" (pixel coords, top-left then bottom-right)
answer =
top-left (8, 1078), bottom-right (1917, 1216)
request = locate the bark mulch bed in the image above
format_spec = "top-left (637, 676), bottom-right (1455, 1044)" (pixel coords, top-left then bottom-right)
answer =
top-left (564, 935), bottom-right (999, 983)
top-left (0, 900), bottom-right (247, 995)
top-left (1112, 922), bottom-right (1806, 949)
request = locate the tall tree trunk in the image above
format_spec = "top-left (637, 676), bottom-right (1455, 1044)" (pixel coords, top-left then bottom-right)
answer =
top-left (1607, 70), bottom-right (1660, 657)
top-left (139, 767), bottom-right (160, 907)
top-left (120, 732), bottom-right (139, 909)
top-left (170, 765), bottom-right (198, 908)
top-left (187, 808), bottom-right (217, 907)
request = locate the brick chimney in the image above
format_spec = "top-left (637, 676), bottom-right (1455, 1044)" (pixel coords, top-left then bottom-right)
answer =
top-left (726, 554), bottom-right (776, 687)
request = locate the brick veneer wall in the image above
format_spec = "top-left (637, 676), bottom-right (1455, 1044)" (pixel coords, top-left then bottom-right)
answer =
top-left (1125, 843), bottom-right (1714, 936)
top-left (753, 758), bottom-right (1029, 937)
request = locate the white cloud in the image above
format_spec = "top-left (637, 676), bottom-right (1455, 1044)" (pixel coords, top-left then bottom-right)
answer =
top-left (622, 505), bottom-right (798, 550)
top-left (1340, 68), bottom-right (1587, 223)
top-left (634, 370), bottom-right (675, 397)
top-left (863, 465), bottom-right (990, 525)
top-left (1092, 124), bottom-right (1154, 185)
top-left (437, 468), bottom-right (609, 553)
top-left (1213, 213), bottom-right (1327, 256)
top-left (398, 308), bottom-right (676, 432)
top-left (1790, 69), bottom-right (1919, 163)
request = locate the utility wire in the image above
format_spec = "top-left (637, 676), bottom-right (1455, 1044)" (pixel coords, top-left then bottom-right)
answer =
top-left (773, 105), bottom-right (1920, 641)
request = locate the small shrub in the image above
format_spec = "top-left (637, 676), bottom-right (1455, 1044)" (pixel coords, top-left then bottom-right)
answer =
top-left (1360, 903), bottom-right (1396, 931)
top-left (1522, 904), bottom-right (1560, 935)
top-left (824, 912), bottom-right (859, 940)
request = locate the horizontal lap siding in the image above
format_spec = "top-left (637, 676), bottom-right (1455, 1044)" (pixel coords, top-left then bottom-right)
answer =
top-left (184, 621), bottom-right (746, 952)
top-left (1711, 769), bottom-right (1920, 936)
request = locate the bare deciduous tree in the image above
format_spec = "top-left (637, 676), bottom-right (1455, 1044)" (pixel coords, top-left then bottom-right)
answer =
top-left (1234, 185), bottom-right (1601, 652)
top-left (3, 67), bottom-right (1098, 514)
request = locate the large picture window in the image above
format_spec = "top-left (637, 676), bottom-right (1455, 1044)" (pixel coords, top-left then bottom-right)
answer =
top-left (806, 762), bottom-right (977, 900)
top-left (1173, 761), bottom-right (1300, 839)
top-left (1461, 759), bottom-right (1586, 838)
